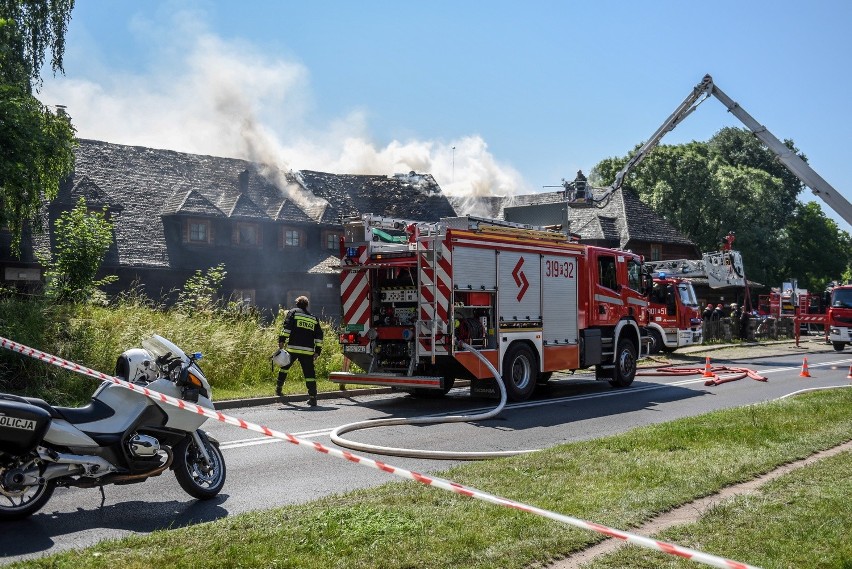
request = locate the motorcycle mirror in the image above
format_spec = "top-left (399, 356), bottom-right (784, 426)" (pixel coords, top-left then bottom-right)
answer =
top-left (192, 352), bottom-right (202, 361)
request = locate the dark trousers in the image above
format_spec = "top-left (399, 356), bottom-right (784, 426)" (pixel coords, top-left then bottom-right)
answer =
top-left (277, 351), bottom-right (317, 397)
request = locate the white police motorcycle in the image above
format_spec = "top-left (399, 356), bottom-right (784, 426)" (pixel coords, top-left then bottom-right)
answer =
top-left (0, 335), bottom-right (226, 520)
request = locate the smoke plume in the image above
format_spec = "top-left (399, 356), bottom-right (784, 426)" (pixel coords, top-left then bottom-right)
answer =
top-left (38, 10), bottom-right (530, 215)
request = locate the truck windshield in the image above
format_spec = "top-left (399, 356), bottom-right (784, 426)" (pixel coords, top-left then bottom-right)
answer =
top-left (677, 282), bottom-right (698, 307)
top-left (832, 288), bottom-right (852, 308)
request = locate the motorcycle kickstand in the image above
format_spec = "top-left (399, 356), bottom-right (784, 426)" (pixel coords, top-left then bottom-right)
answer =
top-left (99, 485), bottom-right (106, 509)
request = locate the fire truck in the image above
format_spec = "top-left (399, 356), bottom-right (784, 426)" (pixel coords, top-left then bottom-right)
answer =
top-left (828, 284), bottom-right (852, 351)
top-left (758, 279), bottom-right (829, 342)
top-left (642, 271), bottom-right (701, 354)
top-left (643, 249), bottom-right (747, 353)
top-left (330, 215), bottom-right (649, 401)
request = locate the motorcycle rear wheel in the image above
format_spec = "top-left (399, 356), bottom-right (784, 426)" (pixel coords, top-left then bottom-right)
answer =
top-left (0, 467), bottom-right (55, 521)
top-left (173, 434), bottom-right (226, 499)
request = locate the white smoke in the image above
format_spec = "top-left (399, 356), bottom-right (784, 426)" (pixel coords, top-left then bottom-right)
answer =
top-left (38, 10), bottom-right (530, 214)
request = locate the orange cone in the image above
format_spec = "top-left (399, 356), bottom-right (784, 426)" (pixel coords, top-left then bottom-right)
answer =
top-left (846, 364), bottom-right (852, 380)
top-left (703, 356), bottom-right (714, 378)
top-left (799, 357), bottom-right (812, 378)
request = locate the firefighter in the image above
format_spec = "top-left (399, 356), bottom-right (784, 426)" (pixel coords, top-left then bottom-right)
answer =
top-left (702, 303), bottom-right (714, 321)
top-left (277, 296), bottom-right (324, 407)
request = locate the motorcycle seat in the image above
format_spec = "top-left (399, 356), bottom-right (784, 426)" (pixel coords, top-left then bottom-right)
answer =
top-left (22, 396), bottom-right (62, 419)
top-left (53, 398), bottom-right (115, 425)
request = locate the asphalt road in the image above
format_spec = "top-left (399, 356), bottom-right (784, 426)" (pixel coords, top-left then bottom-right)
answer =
top-left (2, 340), bottom-right (849, 565)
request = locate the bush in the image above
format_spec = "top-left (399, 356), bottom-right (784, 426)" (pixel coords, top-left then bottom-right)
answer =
top-left (0, 295), bottom-right (347, 405)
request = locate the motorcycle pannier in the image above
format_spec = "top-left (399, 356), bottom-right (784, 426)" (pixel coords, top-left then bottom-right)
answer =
top-left (0, 398), bottom-right (52, 455)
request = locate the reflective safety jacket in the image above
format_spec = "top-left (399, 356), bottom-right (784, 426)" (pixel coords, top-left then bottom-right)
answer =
top-left (279, 307), bottom-right (323, 356)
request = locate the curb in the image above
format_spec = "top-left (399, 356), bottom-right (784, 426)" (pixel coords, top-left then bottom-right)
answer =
top-left (215, 386), bottom-right (395, 410)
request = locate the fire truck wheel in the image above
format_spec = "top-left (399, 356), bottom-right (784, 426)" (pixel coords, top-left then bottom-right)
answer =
top-left (502, 343), bottom-right (537, 401)
top-left (648, 329), bottom-right (663, 355)
top-left (609, 339), bottom-right (636, 388)
top-left (833, 342), bottom-right (846, 352)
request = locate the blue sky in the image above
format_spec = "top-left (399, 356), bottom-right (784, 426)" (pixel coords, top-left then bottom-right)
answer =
top-left (39, 0), bottom-right (852, 233)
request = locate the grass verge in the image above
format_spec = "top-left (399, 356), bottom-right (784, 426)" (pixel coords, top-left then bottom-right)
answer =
top-left (588, 448), bottom-right (852, 568)
top-left (10, 388), bottom-right (852, 568)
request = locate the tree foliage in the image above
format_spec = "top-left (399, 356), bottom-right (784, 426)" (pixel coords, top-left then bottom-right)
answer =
top-left (779, 202), bottom-right (852, 292)
top-left (177, 264), bottom-right (228, 314)
top-left (0, 1), bottom-right (77, 254)
top-left (0, 0), bottom-right (74, 93)
top-left (591, 127), bottom-right (849, 288)
top-left (40, 196), bottom-right (116, 302)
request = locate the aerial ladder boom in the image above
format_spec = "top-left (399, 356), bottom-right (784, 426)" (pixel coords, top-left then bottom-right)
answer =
top-left (578, 74), bottom-right (852, 226)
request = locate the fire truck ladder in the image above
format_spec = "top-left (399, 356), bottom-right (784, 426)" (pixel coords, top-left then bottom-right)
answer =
top-left (416, 235), bottom-right (440, 364)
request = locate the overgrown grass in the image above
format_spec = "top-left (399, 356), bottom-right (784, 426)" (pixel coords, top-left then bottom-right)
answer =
top-left (10, 388), bottom-right (852, 568)
top-left (0, 296), bottom-right (351, 404)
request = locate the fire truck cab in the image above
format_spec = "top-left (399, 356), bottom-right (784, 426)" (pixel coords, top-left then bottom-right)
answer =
top-left (645, 275), bottom-right (702, 353)
top-left (331, 215), bottom-right (650, 402)
top-left (828, 284), bottom-right (852, 351)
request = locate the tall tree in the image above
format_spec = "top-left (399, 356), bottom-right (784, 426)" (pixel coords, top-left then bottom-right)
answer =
top-left (590, 127), bottom-right (835, 287)
top-left (0, 1), bottom-right (76, 254)
top-left (778, 202), bottom-right (852, 292)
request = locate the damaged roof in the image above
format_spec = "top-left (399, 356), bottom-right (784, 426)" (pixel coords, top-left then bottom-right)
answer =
top-left (59, 140), bottom-right (456, 269)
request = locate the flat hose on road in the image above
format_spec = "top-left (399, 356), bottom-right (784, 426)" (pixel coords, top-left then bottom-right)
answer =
top-left (330, 342), bottom-right (540, 460)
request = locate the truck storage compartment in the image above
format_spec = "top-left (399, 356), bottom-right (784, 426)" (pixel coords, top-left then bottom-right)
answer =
top-left (0, 398), bottom-right (51, 455)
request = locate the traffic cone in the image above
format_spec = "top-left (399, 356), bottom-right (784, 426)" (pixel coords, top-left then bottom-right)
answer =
top-left (703, 356), bottom-right (714, 378)
top-left (846, 364), bottom-right (852, 380)
top-left (799, 357), bottom-right (812, 378)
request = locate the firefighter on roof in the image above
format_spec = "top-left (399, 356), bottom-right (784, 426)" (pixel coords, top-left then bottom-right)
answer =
top-left (277, 296), bottom-right (324, 407)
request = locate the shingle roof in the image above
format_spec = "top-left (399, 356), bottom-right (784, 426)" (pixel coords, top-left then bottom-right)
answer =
top-left (63, 140), bottom-right (455, 269)
top-left (449, 187), bottom-right (695, 249)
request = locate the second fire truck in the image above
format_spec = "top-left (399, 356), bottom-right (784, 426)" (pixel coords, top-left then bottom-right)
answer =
top-left (643, 248), bottom-right (747, 353)
top-left (330, 215), bottom-right (650, 401)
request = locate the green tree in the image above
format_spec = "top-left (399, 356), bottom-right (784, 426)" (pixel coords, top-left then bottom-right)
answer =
top-left (779, 202), bottom-right (852, 291)
top-left (41, 196), bottom-right (115, 302)
top-left (1, 0), bottom-right (74, 92)
top-left (590, 127), bottom-right (840, 287)
top-left (0, 1), bottom-right (77, 254)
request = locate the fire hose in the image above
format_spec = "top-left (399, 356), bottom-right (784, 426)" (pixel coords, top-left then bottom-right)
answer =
top-left (637, 363), bottom-right (768, 386)
top-left (0, 335), bottom-right (761, 569)
top-left (330, 341), bottom-right (540, 459)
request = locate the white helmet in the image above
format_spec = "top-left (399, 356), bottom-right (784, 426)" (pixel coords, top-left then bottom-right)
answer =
top-left (115, 348), bottom-right (158, 383)
top-left (271, 349), bottom-right (291, 367)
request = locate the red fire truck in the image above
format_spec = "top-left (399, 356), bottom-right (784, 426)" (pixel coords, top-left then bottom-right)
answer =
top-left (330, 215), bottom-right (650, 401)
top-left (643, 273), bottom-right (701, 353)
top-left (828, 284), bottom-right (852, 351)
top-left (642, 250), bottom-right (747, 353)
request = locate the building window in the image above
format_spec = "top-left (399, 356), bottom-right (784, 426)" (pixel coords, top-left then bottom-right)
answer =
top-left (324, 231), bottom-right (340, 250)
top-left (187, 219), bottom-right (211, 244)
top-left (232, 288), bottom-right (256, 306)
top-left (281, 227), bottom-right (305, 248)
top-left (650, 244), bottom-right (662, 261)
top-left (233, 222), bottom-right (260, 246)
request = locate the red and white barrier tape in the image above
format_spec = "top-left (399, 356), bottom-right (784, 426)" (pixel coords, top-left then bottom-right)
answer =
top-left (0, 336), bottom-right (759, 569)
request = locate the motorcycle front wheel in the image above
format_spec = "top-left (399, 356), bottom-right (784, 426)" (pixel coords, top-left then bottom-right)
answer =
top-left (173, 433), bottom-right (226, 500)
top-left (0, 464), bottom-right (55, 520)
